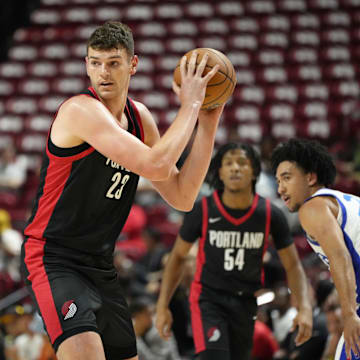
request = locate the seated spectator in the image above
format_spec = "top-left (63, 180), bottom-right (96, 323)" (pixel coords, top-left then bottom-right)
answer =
top-left (0, 144), bottom-right (28, 210)
top-left (252, 320), bottom-right (279, 360)
top-left (129, 298), bottom-right (181, 360)
top-left (0, 304), bottom-right (56, 360)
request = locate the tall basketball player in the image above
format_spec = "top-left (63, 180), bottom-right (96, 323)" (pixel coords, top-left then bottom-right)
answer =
top-left (21, 21), bottom-right (223, 360)
top-left (156, 142), bottom-right (312, 360)
top-left (272, 138), bottom-right (360, 360)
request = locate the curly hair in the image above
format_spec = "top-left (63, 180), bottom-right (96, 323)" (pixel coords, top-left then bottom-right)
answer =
top-left (206, 143), bottom-right (261, 193)
top-left (270, 138), bottom-right (336, 187)
top-left (87, 21), bottom-right (134, 58)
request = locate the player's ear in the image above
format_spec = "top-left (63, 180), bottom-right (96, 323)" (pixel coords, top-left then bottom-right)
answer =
top-left (130, 55), bottom-right (138, 75)
top-left (307, 172), bottom-right (318, 186)
top-left (85, 56), bottom-right (90, 77)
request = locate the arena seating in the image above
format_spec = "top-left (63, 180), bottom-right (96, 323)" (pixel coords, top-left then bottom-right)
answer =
top-left (1, 0), bottom-right (360, 223)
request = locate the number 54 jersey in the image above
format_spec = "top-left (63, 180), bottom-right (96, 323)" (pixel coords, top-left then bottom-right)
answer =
top-left (179, 190), bottom-right (293, 295)
top-left (24, 87), bottom-right (144, 256)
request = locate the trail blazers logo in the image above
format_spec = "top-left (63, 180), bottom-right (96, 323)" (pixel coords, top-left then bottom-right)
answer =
top-left (61, 300), bottom-right (77, 320)
top-left (207, 327), bottom-right (221, 342)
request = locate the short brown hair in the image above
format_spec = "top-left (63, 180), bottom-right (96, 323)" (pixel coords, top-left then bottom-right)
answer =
top-left (87, 21), bottom-right (134, 57)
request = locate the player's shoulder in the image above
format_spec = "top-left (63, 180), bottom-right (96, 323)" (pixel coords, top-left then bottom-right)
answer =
top-left (58, 93), bottom-right (101, 115)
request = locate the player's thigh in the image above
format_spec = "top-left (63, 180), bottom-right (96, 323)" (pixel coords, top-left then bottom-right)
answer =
top-left (25, 266), bottom-right (101, 351)
top-left (190, 298), bottom-right (230, 356)
top-left (57, 331), bottom-right (105, 360)
top-left (96, 283), bottom-right (137, 359)
top-left (228, 297), bottom-right (257, 360)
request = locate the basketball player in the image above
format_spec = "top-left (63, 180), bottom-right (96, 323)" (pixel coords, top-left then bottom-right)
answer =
top-left (21, 22), bottom-right (224, 360)
top-left (156, 143), bottom-right (313, 360)
top-left (271, 138), bottom-right (360, 360)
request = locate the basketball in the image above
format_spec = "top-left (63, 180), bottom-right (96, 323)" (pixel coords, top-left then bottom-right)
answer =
top-left (173, 48), bottom-right (237, 110)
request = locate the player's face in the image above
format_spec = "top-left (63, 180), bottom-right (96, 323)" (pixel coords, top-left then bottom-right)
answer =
top-left (276, 161), bottom-right (313, 212)
top-left (219, 149), bottom-right (254, 193)
top-left (86, 47), bottom-right (137, 100)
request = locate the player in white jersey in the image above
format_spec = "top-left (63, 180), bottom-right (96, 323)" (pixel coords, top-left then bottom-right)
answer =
top-left (271, 138), bottom-right (360, 360)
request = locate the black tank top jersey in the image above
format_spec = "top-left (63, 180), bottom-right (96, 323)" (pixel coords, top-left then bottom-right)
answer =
top-left (24, 87), bottom-right (144, 256)
top-left (180, 190), bottom-right (292, 295)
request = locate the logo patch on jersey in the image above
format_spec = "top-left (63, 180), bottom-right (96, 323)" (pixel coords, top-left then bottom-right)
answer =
top-left (209, 217), bottom-right (222, 224)
top-left (207, 327), bottom-right (221, 342)
top-left (61, 300), bottom-right (77, 320)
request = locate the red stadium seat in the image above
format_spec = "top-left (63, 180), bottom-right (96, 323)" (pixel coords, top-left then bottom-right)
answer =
top-left (215, 2), bottom-right (244, 17)
top-left (93, 6), bottom-right (122, 22)
top-left (185, 3), bottom-right (214, 18)
top-left (18, 79), bottom-right (50, 95)
top-left (5, 97), bottom-right (38, 115)
top-left (51, 77), bottom-right (86, 94)
top-left (28, 62), bottom-right (58, 77)
top-left (265, 85), bottom-right (298, 103)
top-left (287, 48), bottom-right (318, 64)
top-left (292, 14), bottom-right (320, 29)
top-left (230, 18), bottom-right (259, 33)
top-left (155, 3), bottom-right (184, 19)
top-left (245, 1), bottom-right (275, 14)
top-left (0, 80), bottom-right (15, 96)
top-left (0, 115), bottom-right (24, 133)
top-left (8, 45), bottom-right (38, 61)
top-left (260, 15), bottom-right (290, 31)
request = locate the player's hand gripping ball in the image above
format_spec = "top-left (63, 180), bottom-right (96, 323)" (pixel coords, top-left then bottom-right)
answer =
top-left (173, 48), bottom-right (237, 110)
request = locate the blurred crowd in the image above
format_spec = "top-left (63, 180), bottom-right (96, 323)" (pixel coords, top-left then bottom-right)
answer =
top-left (0, 133), bottom-right (358, 360)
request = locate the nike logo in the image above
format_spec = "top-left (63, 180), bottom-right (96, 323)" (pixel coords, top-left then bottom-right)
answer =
top-left (209, 217), bottom-right (221, 223)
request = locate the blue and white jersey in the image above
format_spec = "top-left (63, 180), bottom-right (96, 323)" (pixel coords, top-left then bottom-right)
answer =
top-left (305, 188), bottom-right (360, 306)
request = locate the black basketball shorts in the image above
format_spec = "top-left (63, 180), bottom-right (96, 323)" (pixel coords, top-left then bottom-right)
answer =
top-left (189, 283), bottom-right (257, 360)
top-left (21, 238), bottom-right (137, 359)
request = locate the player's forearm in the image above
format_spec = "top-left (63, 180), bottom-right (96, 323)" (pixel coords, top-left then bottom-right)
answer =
top-left (175, 120), bottom-right (219, 206)
top-left (286, 263), bottom-right (312, 311)
top-left (157, 253), bottom-right (187, 309)
top-left (329, 254), bottom-right (358, 318)
top-left (149, 102), bottom-right (201, 180)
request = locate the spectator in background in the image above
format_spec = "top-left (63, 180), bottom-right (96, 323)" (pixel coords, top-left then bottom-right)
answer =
top-left (129, 298), bottom-right (180, 360)
top-left (0, 304), bottom-right (56, 360)
top-left (0, 144), bottom-right (27, 192)
top-left (251, 319), bottom-right (279, 360)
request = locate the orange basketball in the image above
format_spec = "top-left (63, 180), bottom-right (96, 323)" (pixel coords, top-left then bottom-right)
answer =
top-left (173, 48), bottom-right (236, 110)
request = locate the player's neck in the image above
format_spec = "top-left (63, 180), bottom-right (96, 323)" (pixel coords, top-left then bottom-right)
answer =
top-left (221, 189), bottom-right (254, 210)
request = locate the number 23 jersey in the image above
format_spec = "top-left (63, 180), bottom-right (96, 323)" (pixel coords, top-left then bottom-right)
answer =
top-left (180, 191), bottom-right (293, 295)
top-left (24, 87), bottom-right (144, 256)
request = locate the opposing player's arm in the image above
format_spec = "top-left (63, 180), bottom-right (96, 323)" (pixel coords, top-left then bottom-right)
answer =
top-left (299, 196), bottom-right (360, 358)
top-left (136, 100), bottom-right (223, 211)
top-left (277, 243), bottom-right (313, 345)
top-left (299, 197), bottom-right (358, 318)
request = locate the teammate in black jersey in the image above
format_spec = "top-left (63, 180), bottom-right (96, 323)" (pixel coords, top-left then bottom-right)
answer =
top-left (156, 143), bottom-right (313, 360)
top-left (21, 22), bottom-right (224, 360)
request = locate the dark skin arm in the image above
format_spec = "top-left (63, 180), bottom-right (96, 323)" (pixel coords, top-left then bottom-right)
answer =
top-left (155, 235), bottom-right (193, 340)
top-left (277, 243), bottom-right (313, 346)
top-left (299, 196), bottom-right (360, 359)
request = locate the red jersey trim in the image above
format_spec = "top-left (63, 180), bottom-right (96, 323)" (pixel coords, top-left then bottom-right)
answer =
top-left (213, 190), bottom-right (259, 226)
top-left (24, 238), bottom-right (62, 343)
top-left (24, 157), bottom-right (73, 239)
top-left (128, 97), bottom-right (145, 143)
top-left (261, 199), bottom-right (271, 285)
top-left (189, 197), bottom-right (208, 353)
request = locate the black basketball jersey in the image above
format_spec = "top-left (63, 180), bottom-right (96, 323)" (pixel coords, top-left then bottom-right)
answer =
top-left (24, 87), bottom-right (144, 256)
top-left (180, 191), bottom-right (292, 295)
